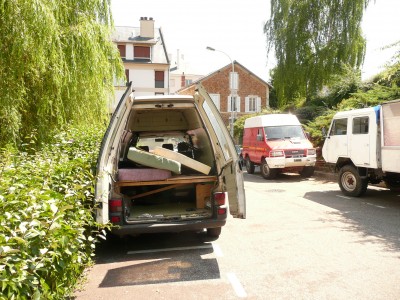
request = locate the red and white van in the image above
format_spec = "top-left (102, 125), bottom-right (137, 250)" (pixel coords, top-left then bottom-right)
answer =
top-left (242, 114), bottom-right (316, 179)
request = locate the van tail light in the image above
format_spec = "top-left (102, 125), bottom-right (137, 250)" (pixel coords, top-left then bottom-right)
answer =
top-left (218, 208), bottom-right (227, 215)
top-left (213, 192), bottom-right (226, 206)
top-left (111, 216), bottom-right (121, 223)
top-left (109, 199), bottom-right (122, 213)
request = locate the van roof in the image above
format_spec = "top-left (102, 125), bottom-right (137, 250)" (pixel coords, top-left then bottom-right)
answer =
top-left (244, 114), bottom-right (300, 128)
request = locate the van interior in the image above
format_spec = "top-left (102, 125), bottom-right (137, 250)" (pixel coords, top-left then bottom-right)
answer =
top-left (112, 105), bottom-right (219, 224)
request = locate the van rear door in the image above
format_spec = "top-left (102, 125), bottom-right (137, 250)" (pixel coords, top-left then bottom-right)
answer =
top-left (95, 83), bottom-right (133, 224)
top-left (195, 84), bottom-right (246, 219)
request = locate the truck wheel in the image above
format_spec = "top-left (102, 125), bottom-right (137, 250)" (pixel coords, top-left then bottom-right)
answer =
top-left (245, 156), bottom-right (255, 174)
top-left (338, 165), bottom-right (368, 197)
top-left (207, 227), bottom-right (221, 238)
top-left (261, 160), bottom-right (278, 179)
top-left (300, 166), bottom-right (315, 178)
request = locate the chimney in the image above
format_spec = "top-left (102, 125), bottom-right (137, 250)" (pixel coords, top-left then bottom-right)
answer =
top-left (181, 73), bottom-right (186, 88)
top-left (140, 17), bottom-right (155, 39)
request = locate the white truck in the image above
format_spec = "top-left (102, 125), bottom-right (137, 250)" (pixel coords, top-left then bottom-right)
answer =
top-left (322, 100), bottom-right (400, 196)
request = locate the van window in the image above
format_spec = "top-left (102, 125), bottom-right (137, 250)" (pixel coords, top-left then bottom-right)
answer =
top-left (264, 125), bottom-right (306, 140)
top-left (330, 118), bottom-right (347, 135)
top-left (203, 100), bottom-right (231, 160)
top-left (352, 117), bottom-right (369, 134)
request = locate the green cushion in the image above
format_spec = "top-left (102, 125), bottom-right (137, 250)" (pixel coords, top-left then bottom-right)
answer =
top-left (127, 147), bottom-right (181, 174)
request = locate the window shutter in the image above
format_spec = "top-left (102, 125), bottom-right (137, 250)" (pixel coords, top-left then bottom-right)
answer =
top-left (134, 46), bottom-right (150, 58)
top-left (118, 45), bottom-right (126, 58)
top-left (257, 97), bottom-right (261, 112)
top-left (236, 97), bottom-right (241, 112)
top-left (227, 96), bottom-right (231, 112)
top-left (245, 97), bottom-right (249, 112)
top-left (155, 71), bottom-right (164, 81)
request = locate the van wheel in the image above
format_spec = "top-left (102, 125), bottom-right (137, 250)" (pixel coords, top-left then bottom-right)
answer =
top-left (338, 165), bottom-right (368, 197)
top-left (300, 166), bottom-right (315, 178)
top-left (207, 227), bottom-right (221, 237)
top-left (261, 160), bottom-right (278, 179)
top-left (245, 157), bottom-right (255, 174)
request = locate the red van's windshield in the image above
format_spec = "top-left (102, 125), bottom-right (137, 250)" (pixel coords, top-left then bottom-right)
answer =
top-left (264, 125), bottom-right (306, 140)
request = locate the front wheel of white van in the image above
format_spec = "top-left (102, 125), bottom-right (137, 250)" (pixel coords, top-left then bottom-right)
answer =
top-left (261, 160), bottom-right (278, 179)
top-left (339, 165), bottom-right (367, 197)
top-left (207, 227), bottom-right (221, 238)
top-left (245, 157), bottom-right (255, 174)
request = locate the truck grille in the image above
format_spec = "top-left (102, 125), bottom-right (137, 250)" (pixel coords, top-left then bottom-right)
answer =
top-left (284, 149), bottom-right (305, 158)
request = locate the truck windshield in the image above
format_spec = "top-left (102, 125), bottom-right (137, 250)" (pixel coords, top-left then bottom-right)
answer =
top-left (264, 125), bottom-right (306, 140)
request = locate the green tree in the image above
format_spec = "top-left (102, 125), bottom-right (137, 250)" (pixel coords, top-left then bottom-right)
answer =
top-left (264, 0), bottom-right (370, 107)
top-left (0, 0), bottom-right (124, 148)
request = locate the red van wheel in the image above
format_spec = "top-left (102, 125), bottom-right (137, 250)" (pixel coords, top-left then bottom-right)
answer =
top-left (245, 156), bottom-right (255, 174)
top-left (261, 160), bottom-right (277, 179)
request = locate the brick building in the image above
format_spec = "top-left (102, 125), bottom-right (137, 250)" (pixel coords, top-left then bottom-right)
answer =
top-left (177, 61), bottom-right (271, 128)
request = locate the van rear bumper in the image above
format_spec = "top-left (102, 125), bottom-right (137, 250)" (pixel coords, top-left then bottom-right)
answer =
top-left (111, 219), bottom-right (226, 237)
top-left (266, 156), bottom-right (316, 168)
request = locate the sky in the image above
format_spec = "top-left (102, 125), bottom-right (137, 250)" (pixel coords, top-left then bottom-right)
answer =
top-left (111, 0), bottom-right (399, 82)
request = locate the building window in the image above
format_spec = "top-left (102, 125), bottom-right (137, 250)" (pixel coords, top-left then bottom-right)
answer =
top-left (245, 96), bottom-right (261, 112)
top-left (125, 69), bottom-right (129, 85)
top-left (134, 46), bottom-right (150, 59)
top-left (209, 94), bottom-right (220, 110)
top-left (185, 79), bottom-right (193, 86)
top-left (155, 71), bottom-right (164, 88)
top-left (228, 95), bottom-right (240, 112)
top-left (117, 44), bottom-right (126, 58)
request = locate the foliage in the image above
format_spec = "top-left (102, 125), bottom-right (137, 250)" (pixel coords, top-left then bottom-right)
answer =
top-left (0, 0), bottom-right (124, 148)
top-left (0, 124), bottom-right (107, 299)
top-left (264, 0), bottom-right (370, 107)
top-left (234, 107), bottom-right (282, 141)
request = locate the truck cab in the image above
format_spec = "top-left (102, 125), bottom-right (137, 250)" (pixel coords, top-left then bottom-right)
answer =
top-left (322, 101), bottom-right (400, 196)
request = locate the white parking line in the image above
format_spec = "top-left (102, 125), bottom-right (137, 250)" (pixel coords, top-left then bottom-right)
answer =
top-left (227, 273), bottom-right (247, 298)
top-left (212, 243), bottom-right (224, 257)
top-left (127, 244), bottom-right (212, 255)
top-left (336, 195), bottom-right (351, 199)
top-left (364, 202), bottom-right (386, 209)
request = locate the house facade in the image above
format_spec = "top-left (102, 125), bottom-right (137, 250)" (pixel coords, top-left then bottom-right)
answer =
top-left (177, 61), bottom-right (271, 128)
top-left (111, 17), bottom-right (170, 112)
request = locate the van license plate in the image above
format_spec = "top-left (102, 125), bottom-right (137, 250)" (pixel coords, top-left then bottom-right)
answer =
top-left (294, 158), bottom-right (301, 162)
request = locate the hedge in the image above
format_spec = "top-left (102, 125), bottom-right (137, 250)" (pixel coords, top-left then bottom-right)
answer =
top-left (0, 124), bottom-right (107, 299)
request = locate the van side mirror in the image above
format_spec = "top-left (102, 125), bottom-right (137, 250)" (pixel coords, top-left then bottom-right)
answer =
top-left (256, 134), bottom-right (264, 141)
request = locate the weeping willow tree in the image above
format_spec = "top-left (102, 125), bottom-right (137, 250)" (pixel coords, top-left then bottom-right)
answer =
top-left (0, 0), bottom-right (124, 147)
top-left (264, 0), bottom-right (370, 107)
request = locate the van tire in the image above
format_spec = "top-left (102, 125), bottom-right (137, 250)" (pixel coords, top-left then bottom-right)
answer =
top-left (245, 156), bottom-right (255, 174)
top-left (207, 227), bottom-right (221, 237)
top-left (261, 160), bottom-right (278, 179)
top-left (338, 165), bottom-right (368, 197)
top-left (300, 166), bottom-right (315, 178)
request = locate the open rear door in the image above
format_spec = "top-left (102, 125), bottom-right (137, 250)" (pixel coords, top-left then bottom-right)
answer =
top-left (195, 84), bottom-right (246, 219)
top-left (95, 83), bottom-right (133, 224)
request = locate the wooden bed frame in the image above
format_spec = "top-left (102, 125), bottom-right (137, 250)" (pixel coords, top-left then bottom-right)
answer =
top-left (115, 175), bottom-right (218, 204)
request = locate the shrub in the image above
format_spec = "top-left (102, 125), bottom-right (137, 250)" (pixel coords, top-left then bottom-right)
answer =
top-left (0, 124), bottom-right (107, 299)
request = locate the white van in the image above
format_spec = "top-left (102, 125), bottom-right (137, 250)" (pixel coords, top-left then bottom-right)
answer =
top-left (95, 83), bottom-right (246, 237)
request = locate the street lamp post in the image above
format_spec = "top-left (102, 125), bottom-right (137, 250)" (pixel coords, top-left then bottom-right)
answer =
top-left (206, 46), bottom-right (237, 138)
